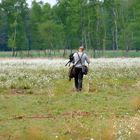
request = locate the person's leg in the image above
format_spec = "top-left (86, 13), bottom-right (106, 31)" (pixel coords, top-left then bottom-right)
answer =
top-left (74, 68), bottom-right (79, 90)
top-left (78, 68), bottom-right (83, 91)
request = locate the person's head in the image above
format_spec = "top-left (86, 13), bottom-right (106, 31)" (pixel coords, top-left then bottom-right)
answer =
top-left (79, 46), bottom-right (85, 52)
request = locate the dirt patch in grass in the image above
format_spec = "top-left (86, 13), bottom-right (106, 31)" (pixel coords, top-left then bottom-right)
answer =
top-left (0, 110), bottom-right (91, 123)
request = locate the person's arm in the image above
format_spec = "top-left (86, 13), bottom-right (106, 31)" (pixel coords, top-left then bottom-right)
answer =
top-left (85, 54), bottom-right (90, 64)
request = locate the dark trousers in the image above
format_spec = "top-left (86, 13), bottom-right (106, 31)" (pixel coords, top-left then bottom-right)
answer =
top-left (74, 67), bottom-right (83, 91)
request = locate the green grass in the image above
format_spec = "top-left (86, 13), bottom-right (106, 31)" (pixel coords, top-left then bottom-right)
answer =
top-left (0, 64), bottom-right (140, 140)
top-left (0, 50), bottom-right (140, 58)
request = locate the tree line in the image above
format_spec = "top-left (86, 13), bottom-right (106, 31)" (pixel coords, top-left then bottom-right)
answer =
top-left (0, 0), bottom-right (140, 56)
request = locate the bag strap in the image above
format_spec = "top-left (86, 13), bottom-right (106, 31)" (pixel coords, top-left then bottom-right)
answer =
top-left (69, 53), bottom-right (84, 67)
top-left (74, 57), bottom-right (80, 66)
top-left (77, 52), bottom-right (84, 65)
top-left (72, 52), bottom-right (82, 66)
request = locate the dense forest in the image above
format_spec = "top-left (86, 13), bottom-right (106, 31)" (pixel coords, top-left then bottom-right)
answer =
top-left (0, 0), bottom-right (140, 56)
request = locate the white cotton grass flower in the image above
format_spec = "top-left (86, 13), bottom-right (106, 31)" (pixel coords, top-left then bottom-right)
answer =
top-left (0, 58), bottom-right (67, 70)
top-left (0, 58), bottom-right (140, 89)
top-left (90, 58), bottom-right (140, 69)
top-left (0, 58), bottom-right (140, 70)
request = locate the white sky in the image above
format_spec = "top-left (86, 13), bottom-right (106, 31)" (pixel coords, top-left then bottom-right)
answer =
top-left (27, 0), bottom-right (57, 7)
top-left (0, 0), bottom-right (57, 7)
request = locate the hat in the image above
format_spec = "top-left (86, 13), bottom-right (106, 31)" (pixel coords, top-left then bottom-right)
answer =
top-left (79, 46), bottom-right (85, 50)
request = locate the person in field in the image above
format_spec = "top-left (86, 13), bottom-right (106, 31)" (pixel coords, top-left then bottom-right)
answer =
top-left (73, 46), bottom-right (90, 91)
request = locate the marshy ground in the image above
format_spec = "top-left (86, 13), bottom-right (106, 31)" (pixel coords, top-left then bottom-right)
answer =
top-left (0, 58), bottom-right (140, 140)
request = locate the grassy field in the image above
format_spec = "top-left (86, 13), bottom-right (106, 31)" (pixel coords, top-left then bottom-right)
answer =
top-left (0, 58), bottom-right (140, 140)
top-left (0, 50), bottom-right (140, 58)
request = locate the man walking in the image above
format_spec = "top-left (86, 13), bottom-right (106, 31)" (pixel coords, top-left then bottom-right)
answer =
top-left (73, 46), bottom-right (90, 91)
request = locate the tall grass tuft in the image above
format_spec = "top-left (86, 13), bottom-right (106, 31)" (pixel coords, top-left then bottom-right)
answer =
top-left (130, 96), bottom-right (140, 111)
top-left (101, 127), bottom-right (115, 140)
top-left (23, 126), bottom-right (48, 140)
top-left (130, 119), bottom-right (140, 140)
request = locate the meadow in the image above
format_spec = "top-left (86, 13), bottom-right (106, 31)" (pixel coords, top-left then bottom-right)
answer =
top-left (0, 58), bottom-right (140, 140)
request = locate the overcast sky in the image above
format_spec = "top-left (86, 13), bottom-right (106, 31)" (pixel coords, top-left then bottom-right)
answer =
top-left (27, 0), bottom-right (57, 7)
top-left (0, 0), bottom-right (57, 6)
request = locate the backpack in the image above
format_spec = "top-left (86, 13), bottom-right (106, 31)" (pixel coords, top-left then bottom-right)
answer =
top-left (69, 53), bottom-right (74, 62)
top-left (65, 53), bottom-right (74, 66)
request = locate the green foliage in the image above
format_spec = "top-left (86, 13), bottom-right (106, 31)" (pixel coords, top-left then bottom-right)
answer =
top-left (0, 0), bottom-right (140, 55)
top-left (1, 0), bottom-right (28, 55)
top-left (39, 21), bottom-right (64, 50)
